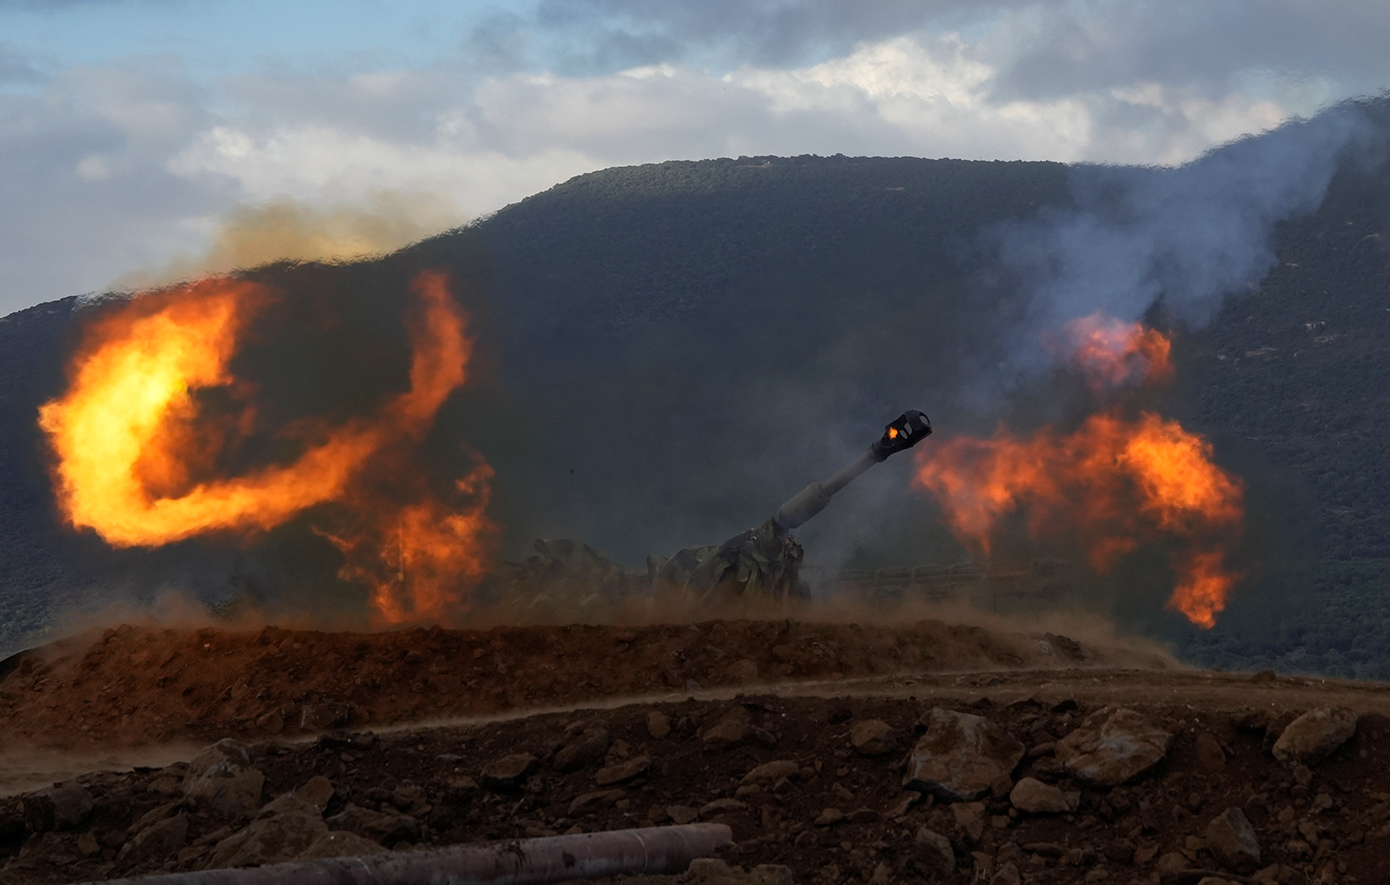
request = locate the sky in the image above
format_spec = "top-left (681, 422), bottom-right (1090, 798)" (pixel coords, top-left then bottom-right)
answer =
top-left (1, 0), bottom-right (1387, 318)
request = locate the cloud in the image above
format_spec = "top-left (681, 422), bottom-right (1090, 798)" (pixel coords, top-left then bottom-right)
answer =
top-left (1, 1), bottom-right (1384, 318)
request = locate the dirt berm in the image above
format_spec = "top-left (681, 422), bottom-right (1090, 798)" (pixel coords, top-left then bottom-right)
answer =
top-left (3, 619), bottom-right (1390, 884)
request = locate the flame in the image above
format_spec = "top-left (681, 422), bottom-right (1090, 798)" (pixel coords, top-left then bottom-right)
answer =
top-left (38, 269), bottom-right (494, 623)
top-left (913, 317), bottom-right (1243, 628)
top-left (1058, 312), bottom-right (1173, 392)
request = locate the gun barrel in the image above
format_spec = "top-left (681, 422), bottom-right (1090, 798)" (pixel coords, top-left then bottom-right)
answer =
top-left (771, 410), bottom-right (931, 535)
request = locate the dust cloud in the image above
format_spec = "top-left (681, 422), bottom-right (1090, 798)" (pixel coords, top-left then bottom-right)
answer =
top-left (112, 191), bottom-right (465, 291)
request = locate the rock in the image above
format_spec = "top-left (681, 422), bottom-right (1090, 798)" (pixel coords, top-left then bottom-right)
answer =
top-left (50, 784), bottom-right (95, 830)
top-left (990, 862), bottom-right (1022, 885)
top-left (298, 830), bottom-right (384, 860)
top-left (325, 804), bottom-right (419, 846)
top-left (667, 805), bottom-right (699, 825)
top-left (1055, 706), bottom-right (1171, 786)
top-left (1195, 733), bottom-right (1227, 771)
top-left (481, 753), bottom-right (538, 789)
top-left (77, 831), bottom-right (101, 857)
top-left (1009, 777), bottom-right (1078, 814)
top-left (647, 711), bottom-right (671, 740)
top-left (686, 857), bottom-right (734, 880)
top-left (1155, 852), bottom-right (1188, 875)
top-left (743, 760), bottom-right (801, 784)
top-left (868, 862), bottom-right (892, 885)
top-left (119, 814), bottom-right (189, 865)
top-left (703, 707), bottom-right (751, 751)
top-left (700, 798), bottom-right (749, 818)
top-left (294, 776), bottom-right (335, 812)
top-left (913, 826), bottom-right (956, 873)
top-left (1271, 707), bottom-right (1358, 766)
top-left (951, 802), bottom-right (986, 844)
top-left (728, 659), bottom-right (760, 684)
top-left (569, 790), bottom-right (626, 815)
top-left (814, 807), bottom-right (845, 826)
top-left (1196, 878), bottom-right (1239, 885)
top-left (1206, 807), bottom-right (1261, 874)
top-left (885, 792), bottom-right (921, 819)
top-left (183, 739), bottom-right (265, 817)
top-left (902, 708), bottom-right (1025, 802)
top-left (851, 720), bottom-right (896, 757)
top-left (750, 865), bottom-right (795, 885)
top-left (553, 728), bottom-right (611, 773)
top-left (299, 703), bottom-right (351, 732)
top-left (22, 783), bottom-right (94, 833)
top-left (256, 710), bottom-right (284, 735)
top-left (594, 755), bottom-right (650, 786)
top-left (208, 803), bottom-right (329, 868)
top-left (847, 808), bottom-right (880, 823)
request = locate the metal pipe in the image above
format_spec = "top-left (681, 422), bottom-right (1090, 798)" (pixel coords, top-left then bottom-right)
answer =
top-left (76, 823), bottom-right (732, 885)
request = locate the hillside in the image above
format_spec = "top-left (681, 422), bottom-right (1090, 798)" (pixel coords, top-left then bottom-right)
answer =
top-left (1, 101), bottom-right (1389, 674)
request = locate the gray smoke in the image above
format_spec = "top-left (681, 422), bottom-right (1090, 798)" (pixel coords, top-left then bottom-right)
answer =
top-left (979, 100), bottom-right (1376, 396)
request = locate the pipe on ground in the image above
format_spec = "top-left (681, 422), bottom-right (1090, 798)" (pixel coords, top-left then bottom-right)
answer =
top-left (77, 823), bottom-right (733, 885)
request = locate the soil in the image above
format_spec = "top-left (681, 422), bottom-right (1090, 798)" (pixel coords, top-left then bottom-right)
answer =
top-left (1, 618), bottom-right (1389, 884)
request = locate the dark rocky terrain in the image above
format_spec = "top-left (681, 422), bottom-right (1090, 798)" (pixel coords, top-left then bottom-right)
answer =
top-left (3, 620), bottom-right (1390, 884)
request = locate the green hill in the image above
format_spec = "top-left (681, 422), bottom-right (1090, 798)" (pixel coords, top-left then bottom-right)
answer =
top-left (2, 100), bottom-right (1389, 675)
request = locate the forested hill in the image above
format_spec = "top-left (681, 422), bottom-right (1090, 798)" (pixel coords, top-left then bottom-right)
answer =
top-left (2, 101), bottom-right (1389, 675)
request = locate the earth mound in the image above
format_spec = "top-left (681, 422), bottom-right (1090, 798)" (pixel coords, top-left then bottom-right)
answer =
top-left (0, 619), bottom-right (1167, 751)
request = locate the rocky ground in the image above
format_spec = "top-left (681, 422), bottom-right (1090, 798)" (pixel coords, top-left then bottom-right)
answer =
top-left (1, 620), bottom-right (1389, 884)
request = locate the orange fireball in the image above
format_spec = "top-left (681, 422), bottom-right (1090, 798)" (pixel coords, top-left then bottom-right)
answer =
top-left (38, 269), bottom-right (494, 624)
top-left (914, 317), bottom-right (1243, 628)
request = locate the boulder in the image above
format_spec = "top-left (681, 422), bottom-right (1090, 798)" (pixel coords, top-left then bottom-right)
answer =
top-left (1206, 807), bottom-right (1261, 873)
top-left (913, 826), bottom-right (956, 874)
top-left (700, 798), bottom-right (749, 819)
top-left (703, 707), bottom-right (751, 752)
top-left (118, 814), bottom-right (188, 865)
top-left (568, 790), bottom-right (626, 816)
top-left (594, 755), bottom-right (650, 786)
top-left (325, 804), bottom-right (419, 846)
top-left (1009, 777), bottom-right (1077, 814)
top-left (298, 830), bottom-right (385, 860)
top-left (1055, 707), bottom-right (1171, 786)
top-left (1271, 707), bottom-right (1358, 766)
top-left (294, 776), bottom-right (335, 812)
top-left (902, 708), bottom-right (1025, 801)
top-left (481, 753), bottom-right (538, 790)
top-left (727, 659), bottom-right (760, 684)
top-left (646, 712), bottom-right (671, 740)
top-left (749, 865), bottom-right (795, 885)
top-left (850, 720), bottom-right (896, 757)
top-left (1194, 733), bottom-right (1227, 771)
top-left (22, 783), bottom-right (94, 832)
top-left (207, 802), bottom-right (329, 868)
top-left (553, 728), bottom-right (611, 773)
top-left (182, 739), bottom-right (264, 817)
top-left (742, 760), bottom-right (801, 784)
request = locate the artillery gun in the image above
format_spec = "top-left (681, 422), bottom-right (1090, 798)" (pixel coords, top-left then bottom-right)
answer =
top-left (651, 410), bottom-right (932, 604)
top-left (485, 410), bottom-right (931, 615)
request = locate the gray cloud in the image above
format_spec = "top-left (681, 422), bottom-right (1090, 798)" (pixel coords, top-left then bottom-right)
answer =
top-left (534, 0), bottom-right (998, 72)
top-left (0, 59), bottom-right (224, 316)
top-left (989, 0), bottom-right (1390, 104)
top-left (0, 42), bottom-right (44, 84)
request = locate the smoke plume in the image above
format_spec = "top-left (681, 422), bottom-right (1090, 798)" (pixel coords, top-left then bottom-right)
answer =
top-left (113, 192), bottom-right (464, 292)
top-left (977, 101), bottom-right (1375, 396)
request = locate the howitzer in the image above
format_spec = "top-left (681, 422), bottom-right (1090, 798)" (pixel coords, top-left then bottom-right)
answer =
top-left (655, 410), bottom-right (932, 602)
